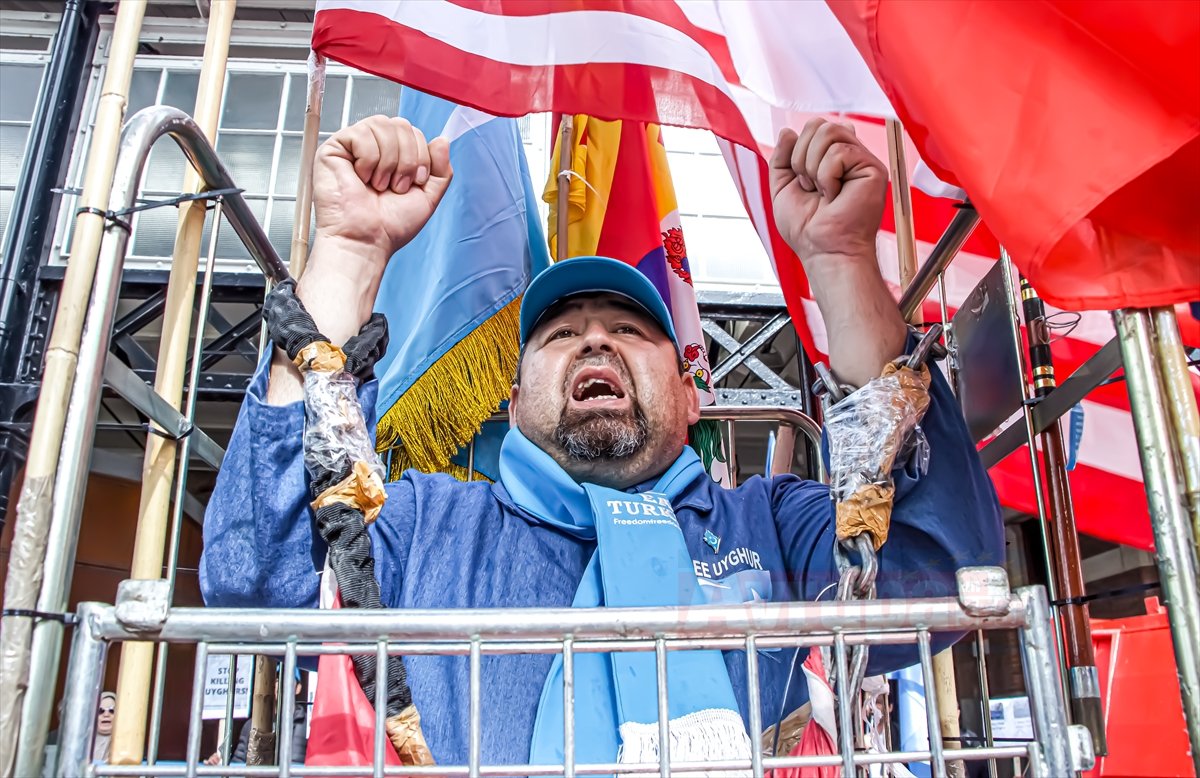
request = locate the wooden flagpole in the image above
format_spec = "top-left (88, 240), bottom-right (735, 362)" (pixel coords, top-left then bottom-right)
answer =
top-left (886, 119), bottom-right (922, 325)
top-left (887, 118), bottom-right (966, 777)
top-left (109, 0), bottom-right (237, 764)
top-left (241, 48), bottom-right (329, 767)
top-left (0, 2), bottom-right (149, 773)
top-left (288, 50), bottom-right (326, 278)
top-left (555, 115), bottom-right (574, 261)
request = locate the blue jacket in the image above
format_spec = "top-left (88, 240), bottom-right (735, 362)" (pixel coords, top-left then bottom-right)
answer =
top-left (200, 353), bottom-right (1003, 765)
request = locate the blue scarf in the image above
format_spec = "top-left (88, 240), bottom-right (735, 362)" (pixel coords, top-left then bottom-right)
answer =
top-left (499, 429), bottom-right (751, 766)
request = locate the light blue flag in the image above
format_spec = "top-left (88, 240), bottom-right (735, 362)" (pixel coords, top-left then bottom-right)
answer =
top-left (373, 89), bottom-right (550, 480)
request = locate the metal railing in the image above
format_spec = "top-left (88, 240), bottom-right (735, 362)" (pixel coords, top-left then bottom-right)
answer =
top-left (10, 104), bottom-right (290, 775)
top-left (56, 571), bottom-right (1093, 778)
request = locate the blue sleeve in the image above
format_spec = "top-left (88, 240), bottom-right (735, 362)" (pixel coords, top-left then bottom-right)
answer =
top-left (200, 350), bottom-right (412, 609)
top-left (773, 357), bottom-right (1004, 670)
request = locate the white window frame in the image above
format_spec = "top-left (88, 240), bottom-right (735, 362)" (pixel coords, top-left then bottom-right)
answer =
top-left (42, 11), bottom-right (777, 289)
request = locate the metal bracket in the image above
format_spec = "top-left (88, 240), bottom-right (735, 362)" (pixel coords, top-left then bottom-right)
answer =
top-left (1069, 724), bottom-right (1097, 772)
top-left (114, 579), bottom-right (171, 632)
top-left (956, 566), bottom-right (1012, 616)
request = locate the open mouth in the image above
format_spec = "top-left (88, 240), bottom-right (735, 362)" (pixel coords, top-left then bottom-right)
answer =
top-left (570, 367), bottom-right (628, 405)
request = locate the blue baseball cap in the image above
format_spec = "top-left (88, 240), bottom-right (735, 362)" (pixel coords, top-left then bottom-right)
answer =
top-left (519, 256), bottom-right (679, 350)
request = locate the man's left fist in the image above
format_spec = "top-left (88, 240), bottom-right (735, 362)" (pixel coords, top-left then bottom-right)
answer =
top-left (769, 118), bottom-right (887, 264)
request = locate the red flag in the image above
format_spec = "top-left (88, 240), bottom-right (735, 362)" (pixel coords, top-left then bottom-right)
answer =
top-left (720, 125), bottom-right (1174, 552)
top-left (305, 591), bottom-right (403, 768)
top-left (828, 0), bottom-right (1200, 311)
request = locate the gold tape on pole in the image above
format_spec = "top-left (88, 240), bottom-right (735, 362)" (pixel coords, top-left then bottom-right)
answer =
top-left (0, 3), bottom-right (149, 774)
top-left (887, 118), bottom-right (965, 777)
top-left (109, 1), bottom-right (237, 764)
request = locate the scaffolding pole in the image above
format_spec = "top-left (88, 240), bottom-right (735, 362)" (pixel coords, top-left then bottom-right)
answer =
top-left (0, 3), bottom-right (149, 775)
top-left (1112, 308), bottom-right (1200, 775)
top-left (887, 118), bottom-right (965, 778)
top-left (109, 1), bottom-right (237, 764)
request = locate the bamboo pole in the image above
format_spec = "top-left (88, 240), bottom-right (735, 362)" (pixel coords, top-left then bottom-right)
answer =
top-left (1113, 309), bottom-right (1200, 772)
top-left (108, 1), bottom-right (236, 765)
top-left (0, 3), bottom-right (148, 774)
top-left (288, 51), bottom-right (326, 278)
top-left (555, 115), bottom-right (574, 262)
top-left (887, 117), bottom-right (965, 777)
top-left (1152, 306), bottom-right (1200, 557)
top-left (246, 656), bottom-right (278, 765)
top-left (885, 119), bottom-right (921, 325)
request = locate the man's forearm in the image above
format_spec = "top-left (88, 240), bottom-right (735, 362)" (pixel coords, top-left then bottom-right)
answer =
top-left (265, 235), bottom-right (386, 405)
top-left (803, 252), bottom-right (907, 387)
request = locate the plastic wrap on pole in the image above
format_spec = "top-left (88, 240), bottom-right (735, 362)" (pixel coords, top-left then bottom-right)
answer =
top-left (825, 364), bottom-right (931, 548)
top-left (0, 476), bottom-right (51, 775)
top-left (299, 361), bottom-right (385, 501)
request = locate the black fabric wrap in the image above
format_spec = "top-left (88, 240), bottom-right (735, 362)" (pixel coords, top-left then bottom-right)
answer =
top-left (262, 280), bottom-right (410, 715)
top-left (264, 278), bottom-right (390, 381)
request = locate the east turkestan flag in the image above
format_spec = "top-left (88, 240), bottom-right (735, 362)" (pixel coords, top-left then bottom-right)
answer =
top-left (372, 89), bottom-right (550, 479)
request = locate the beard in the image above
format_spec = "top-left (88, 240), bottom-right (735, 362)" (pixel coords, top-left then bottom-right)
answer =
top-left (554, 404), bottom-right (649, 461)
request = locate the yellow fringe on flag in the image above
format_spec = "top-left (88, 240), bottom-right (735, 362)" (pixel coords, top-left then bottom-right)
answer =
top-left (376, 296), bottom-right (521, 479)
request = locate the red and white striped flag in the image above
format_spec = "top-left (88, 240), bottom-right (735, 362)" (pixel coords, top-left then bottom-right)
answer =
top-left (311, 0), bottom-right (1200, 549)
top-left (721, 126), bottom-right (1173, 551)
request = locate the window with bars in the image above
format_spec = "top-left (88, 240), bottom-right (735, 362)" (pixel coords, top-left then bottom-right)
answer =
top-left (0, 59), bottom-right (47, 249)
top-left (54, 61), bottom-right (402, 272)
top-left (45, 47), bottom-right (774, 288)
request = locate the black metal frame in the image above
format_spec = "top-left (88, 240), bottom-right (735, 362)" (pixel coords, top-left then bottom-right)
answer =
top-left (0, 0), bottom-right (104, 524)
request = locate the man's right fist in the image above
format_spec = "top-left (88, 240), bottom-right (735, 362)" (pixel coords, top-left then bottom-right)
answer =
top-left (312, 115), bottom-right (452, 262)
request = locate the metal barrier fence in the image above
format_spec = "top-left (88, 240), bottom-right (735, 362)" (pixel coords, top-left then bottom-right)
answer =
top-left (3, 103), bottom-right (290, 776)
top-left (56, 571), bottom-right (1094, 778)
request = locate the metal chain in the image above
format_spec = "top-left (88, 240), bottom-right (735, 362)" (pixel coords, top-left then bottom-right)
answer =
top-left (817, 324), bottom-right (946, 765)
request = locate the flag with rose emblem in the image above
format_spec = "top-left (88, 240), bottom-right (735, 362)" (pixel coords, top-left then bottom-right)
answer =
top-left (544, 116), bottom-right (726, 475)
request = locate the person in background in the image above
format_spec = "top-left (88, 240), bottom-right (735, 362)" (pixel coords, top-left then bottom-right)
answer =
top-left (92, 691), bottom-right (116, 764)
top-left (204, 670), bottom-right (308, 766)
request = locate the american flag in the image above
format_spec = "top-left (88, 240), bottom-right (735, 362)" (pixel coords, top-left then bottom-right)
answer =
top-left (312, 0), bottom-right (1200, 550)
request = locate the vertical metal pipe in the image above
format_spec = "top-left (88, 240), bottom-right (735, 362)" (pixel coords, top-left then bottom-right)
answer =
top-left (374, 641), bottom-right (388, 778)
top-left (1019, 275), bottom-right (1105, 754)
top-left (655, 637), bottom-right (671, 778)
top-left (467, 438), bottom-right (476, 482)
top-left (55, 603), bottom-right (108, 778)
top-left (1112, 308), bottom-right (1200, 773)
top-left (111, 4), bottom-right (237, 764)
top-left (1017, 587), bottom-right (1075, 777)
top-left (975, 631), bottom-right (999, 778)
top-left (221, 654), bottom-right (237, 764)
top-left (833, 634), bottom-right (855, 776)
top-left (185, 642), bottom-right (210, 778)
top-left (147, 198), bottom-right (224, 764)
top-left (1151, 306), bottom-right (1200, 545)
top-left (745, 636), bottom-right (764, 778)
top-left (288, 50), bottom-right (326, 279)
top-left (278, 643), bottom-right (298, 775)
top-left (555, 116), bottom-right (574, 262)
top-left (937, 273), bottom-right (957, 391)
top-left (918, 631), bottom-right (947, 778)
top-left (726, 420), bottom-right (738, 487)
top-left (469, 638), bottom-right (482, 778)
top-left (0, 3), bottom-right (148, 771)
top-left (999, 251), bottom-right (1066, 677)
top-left (562, 637), bottom-right (575, 778)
